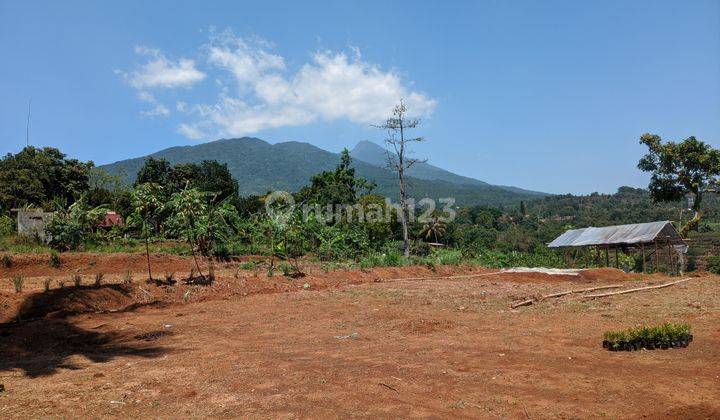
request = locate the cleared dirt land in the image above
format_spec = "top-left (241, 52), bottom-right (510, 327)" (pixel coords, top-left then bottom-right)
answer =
top-left (1, 253), bottom-right (719, 418)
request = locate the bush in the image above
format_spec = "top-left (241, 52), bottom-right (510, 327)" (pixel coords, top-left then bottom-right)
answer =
top-left (316, 225), bottom-right (370, 261)
top-left (603, 323), bottom-right (692, 351)
top-left (1, 254), bottom-right (11, 268)
top-left (707, 256), bottom-right (720, 274)
top-left (45, 216), bottom-right (84, 251)
top-left (12, 276), bottom-right (24, 293)
top-left (383, 248), bottom-right (404, 267)
top-left (433, 248), bottom-right (463, 265)
top-left (49, 251), bottom-right (62, 268)
top-left (43, 278), bottom-right (52, 291)
top-left (0, 215), bottom-right (14, 236)
top-left (409, 240), bottom-right (431, 257)
top-left (472, 249), bottom-right (563, 269)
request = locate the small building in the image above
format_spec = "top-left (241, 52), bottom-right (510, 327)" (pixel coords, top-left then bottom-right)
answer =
top-left (548, 221), bottom-right (687, 273)
top-left (11, 208), bottom-right (55, 242)
top-left (99, 211), bottom-right (123, 229)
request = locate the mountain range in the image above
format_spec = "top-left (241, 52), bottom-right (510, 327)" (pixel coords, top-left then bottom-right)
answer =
top-left (100, 137), bottom-right (548, 206)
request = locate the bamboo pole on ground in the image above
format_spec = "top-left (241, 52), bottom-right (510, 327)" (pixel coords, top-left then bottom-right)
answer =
top-left (581, 278), bottom-right (691, 300)
top-left (510, 284), bottom-right (624, 309)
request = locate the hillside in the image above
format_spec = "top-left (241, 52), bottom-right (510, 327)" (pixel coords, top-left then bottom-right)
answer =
top-left (99, 137), bottom-right (546, 206)
top-left (527, 186), bottom-right (720, 228)
top-left (351, 140), bottom-right (546, 197)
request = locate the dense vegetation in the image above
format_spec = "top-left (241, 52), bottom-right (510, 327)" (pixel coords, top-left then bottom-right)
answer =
top-left (99, 137), bottom-right (545, 207)
top-left (2, 139), bottom-right (719, 274)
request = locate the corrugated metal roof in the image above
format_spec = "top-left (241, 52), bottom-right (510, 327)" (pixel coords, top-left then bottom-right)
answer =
top-left (548, 221), bottom-right (684, 248)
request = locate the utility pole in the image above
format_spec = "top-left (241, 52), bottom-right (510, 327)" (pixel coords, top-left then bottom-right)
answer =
top-left (26, 99), bottom-right (31, 146)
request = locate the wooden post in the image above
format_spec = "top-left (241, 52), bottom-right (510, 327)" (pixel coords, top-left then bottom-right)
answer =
top-left (641, 243), bottom-right (646, 273)
top-left (667, 240), bottom-right (672, 275)
top-left (605, 245), bottom-right (610, 267)
top-left (654, 240), bottom-right (659, 272)
top-left (615, 247), bottom-right (619, 269)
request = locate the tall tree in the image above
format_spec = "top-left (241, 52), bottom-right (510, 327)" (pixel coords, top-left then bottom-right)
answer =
top-left (375, 100), bottom-right (426, 257)
top-left (0, 146), bottom-right (93, 212)
top-left (128, 183), bottom-right (164, 281)
top-left (135, 158), bottom-right (239, 202)
top-left (295, 149), bottom-right (373, 207)
top-left (638, 133), bottom-right (720, 236)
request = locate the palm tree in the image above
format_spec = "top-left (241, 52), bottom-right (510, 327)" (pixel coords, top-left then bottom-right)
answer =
top-left (420, 216), bottom-right (447, 243)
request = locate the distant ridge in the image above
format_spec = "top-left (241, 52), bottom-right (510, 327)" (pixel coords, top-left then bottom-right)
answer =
top-left (350, 140), bottom-right (546, 197)
top-left (100, 137), bottom-right (548, 206)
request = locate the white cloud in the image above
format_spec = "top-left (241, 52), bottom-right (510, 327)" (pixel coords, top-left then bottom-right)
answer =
top-left (183, 31), bottom-right (436, 139)
top-left (120, 30), bottom-right (436, 140)
top-left (119, 45), bottom-right (206, 89)
top-left (137, 90), bottom-right (156, 102)
top-left (178, 123), bottom-right (205, 139)
top-left (141, 104), bottom-right (170, 118)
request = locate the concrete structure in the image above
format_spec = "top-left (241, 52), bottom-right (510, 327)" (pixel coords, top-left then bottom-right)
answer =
top-left (11, 208), bottom-right (55, 242)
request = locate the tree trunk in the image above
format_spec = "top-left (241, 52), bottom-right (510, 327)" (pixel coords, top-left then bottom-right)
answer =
top-left (144, 227), bottom-right (153, 281)
top-left (680, 192), bottom-right (702, 237)
top-left (398, 123), bottom-right (410, 259)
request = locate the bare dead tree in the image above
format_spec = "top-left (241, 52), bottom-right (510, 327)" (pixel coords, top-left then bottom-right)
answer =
top-left (375, 100), bottom-right (426, 258)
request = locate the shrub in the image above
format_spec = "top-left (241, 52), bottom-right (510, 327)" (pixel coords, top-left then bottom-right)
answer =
top-left (279, 262), bottom-right (293, 277)
top-left (43, 278), bottom-right (52, 291)
top-left (0, 215), bottom-right (14, 236)
top-left (164, 272), bottom-right (175, 283)
top-left (237, 261), bottom-right (255, 270)
top-left (49, 251), bottom-right (62, 268)
top-left (94, 273), bottom-right (104, 286)
top-left (315, 225), bottom-right (370, 261)
top-left (45, 216), bottom-right (84, 251)
top-left (1, 254), bottom-right (11, 268)
top-left (383, 249), bottom-right (404, 267)
top-left (472, 249), bottom-right (563, 269)
top-left (603, 323), bottom-right (692, 351)
top-left (409, 240), bottom-right (431, 257)
top-left (12, 276), bottom-right (24, 293)
top-left (434, 248), bottom-right (463, 265)
top-left (707, 256), bottom-right (720, 275)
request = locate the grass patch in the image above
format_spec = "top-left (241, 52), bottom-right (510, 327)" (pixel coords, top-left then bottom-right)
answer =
top-left (603, 323), bottom-right (692, 351)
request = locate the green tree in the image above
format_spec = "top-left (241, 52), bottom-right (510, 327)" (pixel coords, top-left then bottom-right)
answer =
top-left (127, 183), bottom-right (164, 281)
top-left (45, 197), bottom-right (107, 251)
top-left (420, 215), bottom-right (447, 243)
top-left (295, 149), bottom-right (373, 207)
top-left (135, 158), bottom-right (239, 207)
top-left (638, 134), bottom-right (720, 235)
top-left (134, 157), bottom-right (173, 188)
top-left (0, 146), bottom-right (93, 212)
top-left (166, 187), bottom-right (240, 283)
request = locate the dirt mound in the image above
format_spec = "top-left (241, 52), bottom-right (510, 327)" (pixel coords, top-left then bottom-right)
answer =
top-left (0, 252), bottom-right (196, 279)
top-left (577, 267), bottom-right (637, 282)
top-left (497, 267), bottom-right (641, 283)
top-left (8, 285), bottom-right (138, 321)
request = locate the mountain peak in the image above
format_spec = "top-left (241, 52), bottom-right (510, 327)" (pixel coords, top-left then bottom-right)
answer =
top-left (100, 136), bottom-right (547, 205)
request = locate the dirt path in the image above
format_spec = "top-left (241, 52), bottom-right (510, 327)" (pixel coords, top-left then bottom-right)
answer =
top-left (0, 262), bottom-right (718, 418)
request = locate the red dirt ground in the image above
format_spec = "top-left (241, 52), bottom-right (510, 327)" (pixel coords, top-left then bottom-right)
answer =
top-left (1, 252), bottom-right (718, 418)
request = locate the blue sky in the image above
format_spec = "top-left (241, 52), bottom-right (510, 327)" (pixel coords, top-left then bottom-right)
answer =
top-left (1, 0), bottom-right (718, 195)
